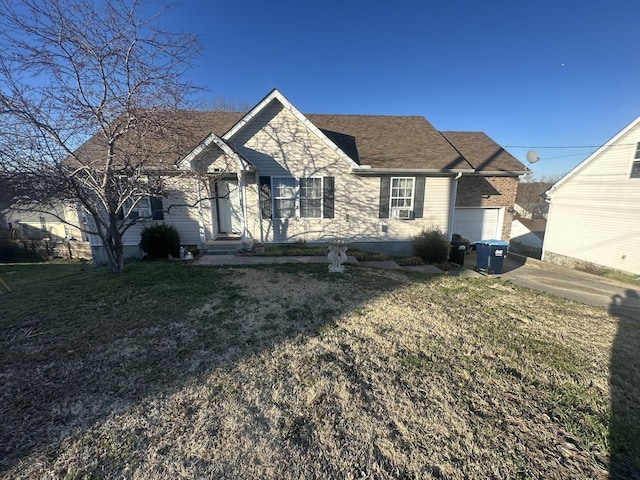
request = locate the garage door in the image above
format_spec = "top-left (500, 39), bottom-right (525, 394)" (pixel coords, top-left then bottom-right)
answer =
top-left (453, 208), bottom-right (501, 243)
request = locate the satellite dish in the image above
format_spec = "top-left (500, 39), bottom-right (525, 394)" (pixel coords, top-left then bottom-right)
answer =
top-left (526, 150), bottom-right (540, 164)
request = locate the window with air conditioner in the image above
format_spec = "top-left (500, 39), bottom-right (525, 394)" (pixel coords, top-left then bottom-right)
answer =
top-left (389, 177), bottom-right (414, 219)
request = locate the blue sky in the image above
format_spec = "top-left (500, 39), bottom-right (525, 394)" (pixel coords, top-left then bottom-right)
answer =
top-left (160, 0), bottom-right (640, 180)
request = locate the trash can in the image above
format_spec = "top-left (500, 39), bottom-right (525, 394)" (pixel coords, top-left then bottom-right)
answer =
top-left (475, 239), bottom-right (509, 274)
top-left (449, 234), bottom-right (469, 266)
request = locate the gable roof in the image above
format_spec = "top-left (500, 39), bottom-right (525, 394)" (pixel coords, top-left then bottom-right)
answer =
top-left (441, 131), bottom-right (528, 174)
top-left (74, 90), bottom-right (527, 176)
top-left (548, 115), bottom-right (640, 195)
top-left (224, 89), bottom-right (361, 169)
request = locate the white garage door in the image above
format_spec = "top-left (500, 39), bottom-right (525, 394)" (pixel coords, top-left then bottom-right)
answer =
top-left (453, 208), bottom-right (502, 243)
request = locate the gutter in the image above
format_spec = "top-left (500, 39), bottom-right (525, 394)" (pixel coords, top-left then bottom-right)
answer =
top-left (350, 167), bottom-right (475, 176)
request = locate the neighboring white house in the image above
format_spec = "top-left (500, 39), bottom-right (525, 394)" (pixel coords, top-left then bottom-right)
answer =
top-left (543, 115), bottom-right (640, 275)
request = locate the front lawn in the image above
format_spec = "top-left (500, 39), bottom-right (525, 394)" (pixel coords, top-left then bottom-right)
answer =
top-left (1, 261), bottom-right (637, 479)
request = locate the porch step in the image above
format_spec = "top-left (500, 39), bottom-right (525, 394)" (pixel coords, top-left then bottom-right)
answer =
top-left (202, 240), bottom-right (243, 256)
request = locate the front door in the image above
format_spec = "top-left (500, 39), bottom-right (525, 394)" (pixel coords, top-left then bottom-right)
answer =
top-left (217, 179), bottom-right (242, 234)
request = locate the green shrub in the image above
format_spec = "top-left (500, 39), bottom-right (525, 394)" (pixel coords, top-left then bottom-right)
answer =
top-left (412, 228), bottom-right (450, 264)
top-left (139, 224), bottom-right (180, 259)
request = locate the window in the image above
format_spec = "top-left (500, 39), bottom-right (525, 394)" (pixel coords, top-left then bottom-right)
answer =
top-left (125, 197), bottom-right (151, 219)
top-left (300, 178), bottom-right (322, 218)
top-left (389, 177), bottom-right (415, 219)
top-left (272, 177), bottom-right (297, 219)
top-left (631, 143), bottom-right (640, 178)
top-left (120, 196), bottom-right (163, 220)
top-left (270, 177), bottom-right (334, 219)
top-left (378, 176), bottom-right (425, 219)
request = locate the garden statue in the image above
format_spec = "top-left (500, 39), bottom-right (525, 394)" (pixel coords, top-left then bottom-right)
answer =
top-left (327, 240), bottom-right (348, 273)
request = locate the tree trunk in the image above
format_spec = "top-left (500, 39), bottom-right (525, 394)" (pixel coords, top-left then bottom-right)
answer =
top-left (102, 215), bottom-right (125, 273)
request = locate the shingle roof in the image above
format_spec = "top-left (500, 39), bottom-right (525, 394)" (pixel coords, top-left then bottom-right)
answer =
top-left (440, 131), bottom-right (527, 173)
top-left (75, 109), bottom-right (526, 175)
top-left (306, 114), bottom-right (468, 170)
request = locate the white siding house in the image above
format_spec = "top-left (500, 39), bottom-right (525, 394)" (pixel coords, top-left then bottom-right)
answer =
top-left (543, 116), bottom-right (640, 275)
top-left (69, 89), bottom-right (527, 262)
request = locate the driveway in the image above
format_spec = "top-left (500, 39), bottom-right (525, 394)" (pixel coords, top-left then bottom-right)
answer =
top-left (469, 252), bottom-right (640, 319)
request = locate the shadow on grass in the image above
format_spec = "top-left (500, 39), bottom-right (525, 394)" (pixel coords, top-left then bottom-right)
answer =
top-left (609, 289), bottom-right (640, 479)
top-left (0, 261), bottom-right (430, 476)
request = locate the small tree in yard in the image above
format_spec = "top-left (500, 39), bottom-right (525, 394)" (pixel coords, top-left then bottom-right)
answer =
top-left (412, 228), bottom-right (450, 264)
top-left (0, 0), bottom-right (202, 272)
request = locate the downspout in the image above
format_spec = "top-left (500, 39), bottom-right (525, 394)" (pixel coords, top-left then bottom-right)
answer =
top-left (447, 172), bottom-right (463, 240)
top-left (196, 177), bottom-right (206, 243)
top-left (255, 169), bottom-right (264, 244)
top-left (238, 170), bottom-right (248, 244)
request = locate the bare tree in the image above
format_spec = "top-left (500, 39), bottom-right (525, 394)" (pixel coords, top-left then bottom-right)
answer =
top-left (0, 0), bottom-right (202, 272)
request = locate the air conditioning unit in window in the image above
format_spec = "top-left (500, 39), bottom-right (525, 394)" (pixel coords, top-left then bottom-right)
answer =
top-left (392, 208), bottom-right (412, 219)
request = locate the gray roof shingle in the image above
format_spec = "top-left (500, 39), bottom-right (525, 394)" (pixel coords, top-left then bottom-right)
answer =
top-left (75, 109), bottom-right (526, 175)
top-left (440, 131), bottom-right (527, 173)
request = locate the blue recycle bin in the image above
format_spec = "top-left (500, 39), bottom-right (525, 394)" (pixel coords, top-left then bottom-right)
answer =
top-left (475, 239), bottom-right (509, 274)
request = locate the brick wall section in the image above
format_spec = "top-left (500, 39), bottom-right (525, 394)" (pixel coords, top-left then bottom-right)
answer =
top-left (456, 175), bottom-right (519, 240)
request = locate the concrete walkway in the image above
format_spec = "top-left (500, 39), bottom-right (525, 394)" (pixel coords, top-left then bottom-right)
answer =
top-left (192, 251), bottom-right (640, 318)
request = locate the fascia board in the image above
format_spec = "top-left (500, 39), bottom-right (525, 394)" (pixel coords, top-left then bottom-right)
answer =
top-left (350, 167), bottom-right (475, 176)
top-left (176, 132), bottom-right (251, 172)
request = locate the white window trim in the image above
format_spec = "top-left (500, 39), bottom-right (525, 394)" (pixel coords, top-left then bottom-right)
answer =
top-left (389, 177), bottom-right (415, 219)
top-left (271, 176), bottom-right (324, 219)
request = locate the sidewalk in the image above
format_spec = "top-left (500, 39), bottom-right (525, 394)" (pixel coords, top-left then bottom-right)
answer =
top-left (191, 251), bottom-right (640, 318)
top-left (192, 253), bottom-right (443, 273)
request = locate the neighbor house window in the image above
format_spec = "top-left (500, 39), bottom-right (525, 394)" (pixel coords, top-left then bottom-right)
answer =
top-left (389, 177), bottom-right (415, 219)
top-left (631, 143), bottom-right (640, 178)
top-left (270, 176), bottom-right (334, 219)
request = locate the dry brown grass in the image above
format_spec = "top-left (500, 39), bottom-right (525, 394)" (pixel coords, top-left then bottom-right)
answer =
top-left (0, 262), bottom-right (636, 479)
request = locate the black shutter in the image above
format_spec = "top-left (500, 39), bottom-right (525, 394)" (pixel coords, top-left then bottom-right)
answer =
top-left (413, 177), bottom-right (425, 219)
top-left (151, 196), bottom-right (164, 220)
top-left (323, 176), bottom-right (334, 219)
top-left (259, 176), bottom-right (272, 219)
top-left (379, 177), bottom-right (390, 218)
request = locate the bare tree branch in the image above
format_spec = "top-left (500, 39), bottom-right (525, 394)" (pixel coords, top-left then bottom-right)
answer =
top-left (0, 0), bottom-right (203, 272)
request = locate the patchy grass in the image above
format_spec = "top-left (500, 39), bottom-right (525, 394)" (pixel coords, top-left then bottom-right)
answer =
top-left (0, 261), bottom-right (637, 479)
top-left (574, 260), bottom-right (640, 287)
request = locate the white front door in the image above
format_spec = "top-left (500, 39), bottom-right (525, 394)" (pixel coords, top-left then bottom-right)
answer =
top-left (217, 179), bottom-right (242, 234)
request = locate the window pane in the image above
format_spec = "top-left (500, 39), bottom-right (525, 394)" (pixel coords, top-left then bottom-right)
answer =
top-left (300, 178), bottom-right (321, 198)
top-left (631, 161), bottom-right (640, 178)
top-left (274, 199), bottom-right (296, 218)
top-left (635, 142), bottom-right (640, 160)
top-left (300, 198), bottom-right (321, 218)
top-left (274, 177), bottom-right (296, 198)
